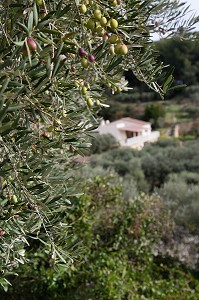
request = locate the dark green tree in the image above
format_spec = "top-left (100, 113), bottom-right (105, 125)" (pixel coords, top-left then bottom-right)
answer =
top-left (90, 133), bottom-right (119, 154)
top-left (144, 103), bottom-right (165, 128)
top-left (155, 34), bottom-right (199, 85)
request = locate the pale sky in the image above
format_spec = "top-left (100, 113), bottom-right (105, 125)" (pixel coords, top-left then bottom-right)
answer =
top-left (184, 0), bottom-right (199, 30)
top-left (186, 0), bottom-right (199, 13)
top-left (152, 0), bottom-right (199, 40)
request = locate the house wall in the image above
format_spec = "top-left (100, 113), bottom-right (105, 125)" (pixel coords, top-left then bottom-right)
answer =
top-left (142, 127), bottom-right (151, 136)
top-left (127, 131), bottom-right (160, 149)
top-left (97, 119), bottom-right (154, 148)
top-left (98, 120), bottom-right (127, 145)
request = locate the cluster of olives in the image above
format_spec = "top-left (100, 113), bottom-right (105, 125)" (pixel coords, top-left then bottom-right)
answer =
top-left (79, 3), bottom-right (128, 56)
top-left (75, 2), bottom-right (129, 97)
top-left (0, 179), bottom-right (18, 205)
top-left (77, 48), bottom-right (95, 69)
top-left (75, 79), bottom-right (97, 107)
top-left (21, 0), bottom-right (128, 109)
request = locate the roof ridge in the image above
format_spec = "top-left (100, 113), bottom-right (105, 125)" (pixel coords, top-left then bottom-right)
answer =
top-left (121, 117), bottom-right (150, 124)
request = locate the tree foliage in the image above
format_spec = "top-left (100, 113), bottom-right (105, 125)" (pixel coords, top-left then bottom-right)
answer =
top-left (90, 133), bottom-right (119, 154)
top-left (1, 175), bottom-right (199, 299)
top-left (90, 138), bottom-right (199, 190)
top-left (159, 172), bottom-right (199, 229)
top-left (0, 0), bottom-right (198, 288)
top-left (155, 33), bottom-right (199, 85)
top-left (144, 103), bottom-right (165, 128)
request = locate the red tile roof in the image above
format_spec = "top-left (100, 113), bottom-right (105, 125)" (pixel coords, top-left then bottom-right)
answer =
top-left (121, 117), bottom-right (150, 125)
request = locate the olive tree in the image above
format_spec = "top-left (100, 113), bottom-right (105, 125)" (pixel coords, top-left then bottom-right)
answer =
top-left (0, 0), bottom-right (197, 289)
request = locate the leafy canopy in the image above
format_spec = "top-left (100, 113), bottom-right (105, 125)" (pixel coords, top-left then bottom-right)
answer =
top-left (0, 0), bottom-right (198, 287)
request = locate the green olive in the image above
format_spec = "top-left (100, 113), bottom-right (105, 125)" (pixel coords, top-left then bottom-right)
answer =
top-left (108, 34), bottom-right (118, 44)
top-left (86, 19), bottom-right (95, 30)
top-left (11, 195), bottom-right (18, 204)
top-left (96, 26), bottom-right (105, 36)
top-left (80, 4), bottom-right (87, 14)
top-left (81, 86), bottom-right (88, 95)
top-left (109, 0), bottom-right (117, 6)
top-left (120, 44), bottom-right (128, 55)
top-left (110, 45), bottom-right (115, 55)
top-left (86, 98), bottom-right (94, 107)
top-left (114, 43), bottom-right (122, 54)
top-left (100, 17), bottom-right (107, 26)
top-left (110, 19), bottom-right (118, 29)
top-left (94, 9), bottom-right (102, 21)
top-left (36, 0), bottom-right (43, 6)
top-left (81, 58), bottom-right (89, 68)
top-left (96, 99), bottom-right (101, 105)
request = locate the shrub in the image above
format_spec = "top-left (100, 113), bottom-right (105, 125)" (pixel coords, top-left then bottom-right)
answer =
top-left (1, 175), bottom-right (199, 299)
top-left (144, 103), bottom-right (166, 128)
top-left (159, 173), bottom-right (199, 229)
top-left (90, 133), bottom-right (119, 154)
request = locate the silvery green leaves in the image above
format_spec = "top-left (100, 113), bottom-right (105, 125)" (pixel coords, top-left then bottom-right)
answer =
top-left (0, 0), bottom-right (195, 284)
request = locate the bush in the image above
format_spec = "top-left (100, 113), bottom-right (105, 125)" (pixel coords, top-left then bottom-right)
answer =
top-left (91, 148), bottom-right (148, 191)
top-left (2, 175), bottom-right (198, 299)
top-left (88, 139), bottom-right (199, 191)
top-left (141, 139), bottom-right (199, 189)
top-left (158, 172), bottom-right (199, 229)
top-left (144, 103), bottom-right (166, 128)
top-left (90, 133), bottom-right (119, 154)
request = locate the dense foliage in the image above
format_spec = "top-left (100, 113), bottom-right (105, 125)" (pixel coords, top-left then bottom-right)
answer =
top-left (156, 34), bottom-right (199, 86)
top-left (1, 175), bottom-right (199, 299)
top-left (100, 33), bottom-right (199, 122)
top-left (144, 103), bottom-right (165, 128)
top-left (0, 0), bottom-right (198, 296)
top-left (0, 0), bottom-right (181, 283)
top-left (90, 132), bottom-right (119, 154)
top-left (88, 138), bottom-right (199, 229)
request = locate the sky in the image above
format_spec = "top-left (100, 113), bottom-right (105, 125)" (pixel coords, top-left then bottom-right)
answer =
top-left (152, 0), bottom-right (199, 40)
top-left (184, 0), bottom-right (199, 30)
top-left (186, 0), bottom-right (199, 13)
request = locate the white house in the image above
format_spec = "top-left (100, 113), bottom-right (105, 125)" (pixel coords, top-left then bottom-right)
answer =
top-left (97, 117), bottom-right (160, 150)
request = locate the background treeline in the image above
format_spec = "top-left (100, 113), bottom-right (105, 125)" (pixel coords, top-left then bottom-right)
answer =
top-left (100, 33), bottom-right (199, 122)
top-left (156, 34), bottom-right (199, 86)
top-left (127, 33), bottom-right (199, 97)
